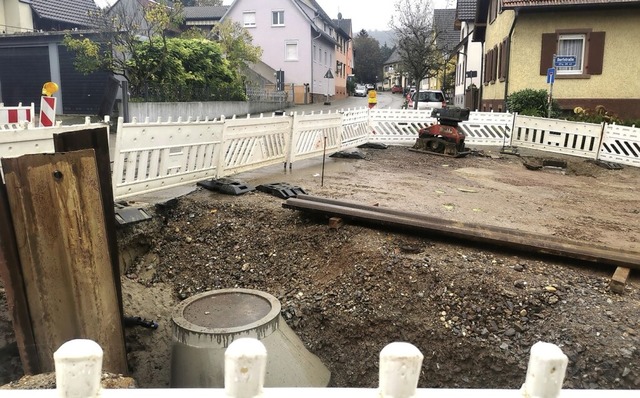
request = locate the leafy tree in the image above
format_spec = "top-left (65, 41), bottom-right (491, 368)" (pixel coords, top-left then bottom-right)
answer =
top-left (391, 0), bottom-right (442, 107)
top-left (63, 0), bottom-right (184, 86)
top-left (209, 19), bottom-right (263, 85)
top-left (63, 0), bottom-right (245, 101)
top-left (506, 89), bottom-right (559, 117)
top-left (129, 37), bottom-right (241, 101)
top-left (353, 30), bottom-right (382, 84)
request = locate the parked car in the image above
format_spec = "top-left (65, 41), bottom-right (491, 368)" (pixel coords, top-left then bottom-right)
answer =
top-left (409, 90), bottom-right (447, 110)
top-left (365, 83), bottom-right (375, 91)
top-left (354, 84), bottom-right (367, 97)
top-left (391, 85), bottom-right (403, 94)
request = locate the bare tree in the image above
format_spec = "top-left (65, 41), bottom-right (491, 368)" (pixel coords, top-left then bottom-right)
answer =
top-left (390, 0), bottom-right (442, 108)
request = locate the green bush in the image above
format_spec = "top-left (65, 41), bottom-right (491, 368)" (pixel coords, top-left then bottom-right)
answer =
top-left (506, 89), bottom-right (560, 117)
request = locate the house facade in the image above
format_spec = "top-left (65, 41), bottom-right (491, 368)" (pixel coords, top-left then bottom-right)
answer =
top-left (222, 0), bottom-right (339, 104)
top-left (332, 14), bottom-right (353, 99)
top-left (476, 0), bottom-right (640, 119)
top-left (0, 0), bottom-right (114, 115)
top-left (453, 0), bottom-right (483, 109)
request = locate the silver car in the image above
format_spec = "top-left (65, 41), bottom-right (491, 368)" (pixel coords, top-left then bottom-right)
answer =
top-left (354, 84), bottom-right (367, 97)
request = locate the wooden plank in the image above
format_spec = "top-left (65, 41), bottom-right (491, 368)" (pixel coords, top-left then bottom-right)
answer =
top-left (283, 194), bottom-right (640, 271)
top-left (0, 181), bottom-right (40, 374)
top-left (1, 150), bottom-right (127, 374)
top-left (53, 127), bottom-right (123, 319)
top-left (610, 267), bottom-right (631, 294)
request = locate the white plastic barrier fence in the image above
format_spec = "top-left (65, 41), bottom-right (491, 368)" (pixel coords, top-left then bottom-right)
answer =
top-left (0, 117), bottom-right (109, 178)
top-left (461, 111), bottom-right (514, 146)
top-left (0, 102), bottom-right (35, 128)
top-left (218, 113), bottom-right (292, 176)
top-left (368, 108), bottom-right (513, 147)
top-left (510, 115), bottom-right (603, 159)
top-left (2, 338), bottom-right (636, 397)
top-left (341, 108), bottom-right (371, 148)
top-left (289, 110), bottom-right (343, 164)
top-left (599, 123), bottom-right (640, 167)
top-left (368, 108), bottom-right (436, 145)
top-left (112, 116), bottom-right (225, 199)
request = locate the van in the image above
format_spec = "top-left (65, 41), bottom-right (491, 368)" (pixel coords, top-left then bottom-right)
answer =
top-left (410, 90), bottom-right (447, 110)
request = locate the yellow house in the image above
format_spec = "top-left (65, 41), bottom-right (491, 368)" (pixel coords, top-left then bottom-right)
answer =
top-left (475, 0), bottom-right (640, 119)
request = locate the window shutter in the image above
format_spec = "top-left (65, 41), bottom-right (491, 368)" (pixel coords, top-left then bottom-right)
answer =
top-left (540, 33), bottom-right (556, 75)
top-left (498, 42), bottom-right (504, 79)
top-left (504, 38), bottom-right (511, 80)
top-left (587, 31), bottom-right (605, 75)
top-left (492, 45), bottom-right (498, 82)
top-left (484, 52), bottom-right (489, 83)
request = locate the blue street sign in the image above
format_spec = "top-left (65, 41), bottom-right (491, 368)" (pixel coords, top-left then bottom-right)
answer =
top-left (547, 67), bottom-right (555, 84)
top-left (555, 56), bottom-right (576, 67)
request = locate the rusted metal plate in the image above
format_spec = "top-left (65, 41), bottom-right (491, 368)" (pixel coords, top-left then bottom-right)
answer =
top-left (53, 127), bottom-right (123, 317)
top-left (1, 150), bottom-right (127, 374)
top-left (283, 194), bottom-right (640, 271)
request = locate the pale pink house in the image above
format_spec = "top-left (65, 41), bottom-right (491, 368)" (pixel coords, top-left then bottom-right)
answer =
top-left (222, 0), bottom-right (340, 103)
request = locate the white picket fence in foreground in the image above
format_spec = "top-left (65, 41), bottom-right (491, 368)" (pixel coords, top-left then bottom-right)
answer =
top-left (2, 337), bottom-right (636, 397)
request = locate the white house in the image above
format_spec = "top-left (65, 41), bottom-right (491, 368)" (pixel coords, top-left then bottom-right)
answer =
top-left (454, 0), bottom-right (483, 109)
top-left (222, 0), bottom-right (338, 103)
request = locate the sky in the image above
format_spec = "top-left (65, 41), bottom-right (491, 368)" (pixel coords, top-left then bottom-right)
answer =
top-left (95, 0), bottom-right (453, 32)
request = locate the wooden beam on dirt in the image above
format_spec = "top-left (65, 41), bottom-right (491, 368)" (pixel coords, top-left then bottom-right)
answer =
top-left (1, 150), bottom-right (127, 374)
top-left (283, 194), bottom-right (640, 271)
top-left (610, 267), bottom-right (631, 294)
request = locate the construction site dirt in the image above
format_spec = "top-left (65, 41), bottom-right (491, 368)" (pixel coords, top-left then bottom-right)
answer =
top-left (1, 145), bottom-right (639, 390)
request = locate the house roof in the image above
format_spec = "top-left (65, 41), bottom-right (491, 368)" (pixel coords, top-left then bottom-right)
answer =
top-left (184, 6), bottom-right (229, 20)
top-left (383, 47), bottom-right (401, 65)
top-left (433, 9), bottom-right (458, 53)
top-left (456, 0), bottom-right (478, 20)
top-left (332, 16), bottom-right (352, 39)
top-left (502, 0), bottom-right (640, 8)
top-left (28, 0), bottom-right (98, 27)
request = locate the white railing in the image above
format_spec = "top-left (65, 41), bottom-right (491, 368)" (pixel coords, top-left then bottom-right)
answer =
top-left (2, 337), bottom-right (636, 397)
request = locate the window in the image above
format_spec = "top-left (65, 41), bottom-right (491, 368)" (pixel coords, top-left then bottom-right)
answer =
top-left (272, 10), bottom-right (284, 26)
top-left (540, 30), bottom-right (605, 77)
top-left (557, 34), bottom-right (584, 75)
top-left (285, 42), bottom-right (298, 61)
top-left (243, 12), bottom-right (256, 28)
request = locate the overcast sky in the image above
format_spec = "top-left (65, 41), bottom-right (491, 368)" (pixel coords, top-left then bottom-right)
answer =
top-left (96, 0), bottom-right (454, 32)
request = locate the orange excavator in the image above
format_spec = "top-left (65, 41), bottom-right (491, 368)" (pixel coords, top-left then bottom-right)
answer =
top-left (410, 107), bottom-right (471, 157)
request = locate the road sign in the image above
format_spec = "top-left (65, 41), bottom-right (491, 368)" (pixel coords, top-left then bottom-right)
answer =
top-left (546, 67), bottom-right (555, 84)
top-left (324, 69), bottom-right (334, 79)
top-left (554, 56), bottom-right (576, 67)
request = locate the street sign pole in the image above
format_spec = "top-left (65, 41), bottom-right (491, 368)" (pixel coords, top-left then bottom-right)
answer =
top-left (547, 54), bottom-right (556, 118)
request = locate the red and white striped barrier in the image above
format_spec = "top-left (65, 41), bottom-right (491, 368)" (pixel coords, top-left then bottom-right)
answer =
top-left (0, 102), bottom-right (35, 124)
top-left (39, 96), bottom-right (57, 127)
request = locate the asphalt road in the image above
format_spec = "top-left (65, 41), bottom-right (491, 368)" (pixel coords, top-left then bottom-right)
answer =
top-left (284, 91), bottom-right (406, 114)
